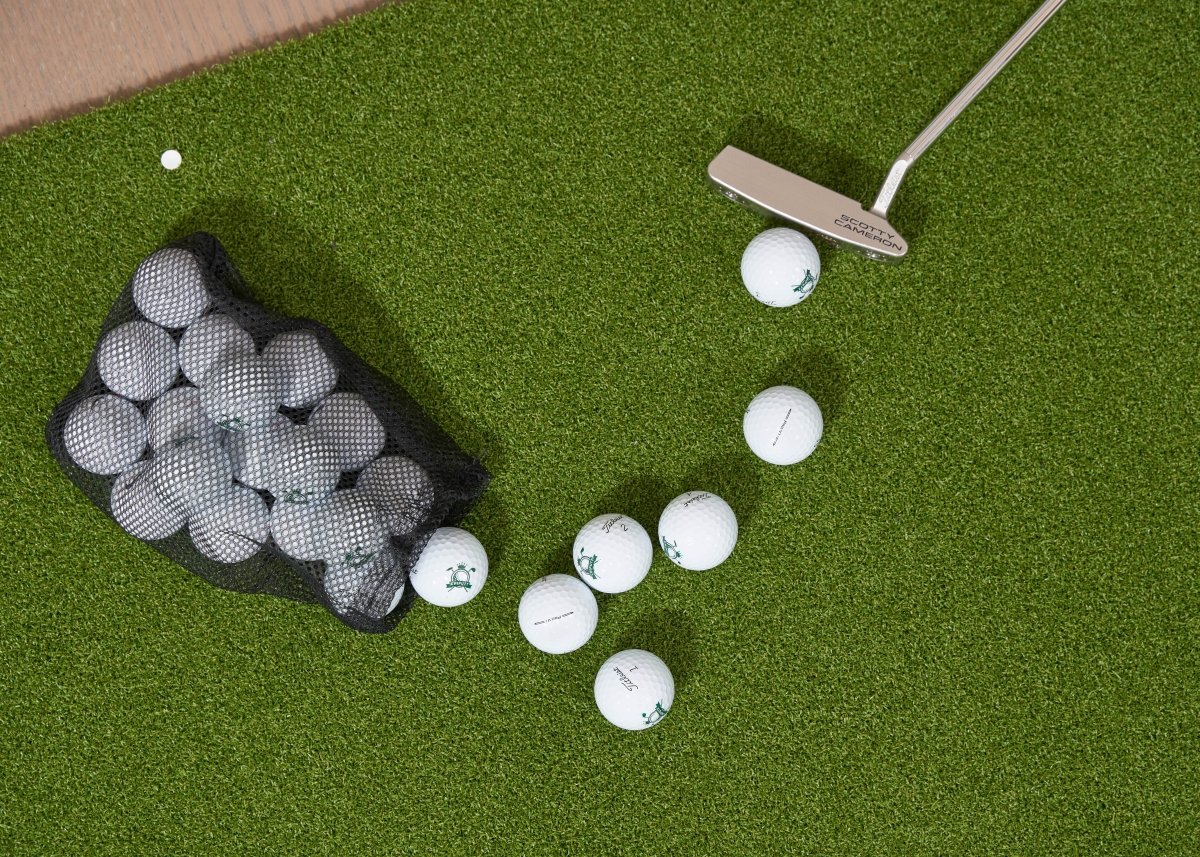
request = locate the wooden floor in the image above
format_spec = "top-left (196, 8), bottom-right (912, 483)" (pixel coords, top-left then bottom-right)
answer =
top-left (0, 0), bottom-right (388, 137)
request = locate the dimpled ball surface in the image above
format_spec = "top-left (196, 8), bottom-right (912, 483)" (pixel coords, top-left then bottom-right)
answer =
top-left (317, 489), bottom-right (387, 568)
top-left (355, 455), bottom-right (434, 536)
top-left (518, 574), bottom-right (598, 655)
top-left (740, 227), bottom-right (821, 307)
top-left (265, 424), bottom-right (340, 505)
top-left (657, 491), bottom-right (738, 571)
top-left (200, 353), bottom-right (284, 433)
top-left (178, 313), bottom-right (256, 385)
top-left (97, 320), bottom-right (178, 401)
top-left (269, 499), bottom-right (325, 562)
top-left (263, 330), bottom-right (338, 409)
top-left (225, 414), bottom-right (292, 491)
top-left (308, 392), bottom-right (386, 471)
top-left (743, 385), bottom-right (824, 465)
top-left (573, 514), bottom-right (653, 594)
top-left (151, 436), bottom-right (233, 515)
top-left (63, 394), bottom-right (148, 475)
top-left (109, 460), bottom-right (186, 541)
top-left (189, 484), bottom-right (269, 563)
top-left (594, 649), bottom-right (675, 731)
top-left (146, 385), bottom-right (224, 451)
top-left (131, 247), bottom-right (209, 329)
top-left (410, 526), bottom-right (488, 607)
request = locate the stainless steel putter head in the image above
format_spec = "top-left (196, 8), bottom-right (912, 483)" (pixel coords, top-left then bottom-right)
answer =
top-left (707, 146), bottom-right (908, 261)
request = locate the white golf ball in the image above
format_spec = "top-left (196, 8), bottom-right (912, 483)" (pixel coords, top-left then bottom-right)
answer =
top-left (324, 548), bottom-right (405, 618)
top-left (317, 489), bottom-right (388, 568)
top-left (200, 352), bottom-right (284, 433)
top-left (189, 483), bottom-right (269, 563)
top-left (145, 384), bottom-right (224, 451)
top-left (151, 436), bottom-right (232, 515)
top-left (97, 320), bottom-right (178, 401)
top-left (225, 413), bottom-right (292, 491)
top-left (178, 313), bottom-right (256, 385)
top-left (131, 246), bottom-right (208, 328)
top-left (63, 394), bottom-right (147, 475)
top-left (740, 227), bottom-right (821, 307)
top-left (658, 491), bottom-right (738, 571)
top-left (743, 385), bottom-right (824, 465)
top-left (573, 514), bottom-right (652, 594)
top-left (109, 460), bottom-right (186, 541)
top-left (308, 392), bottom-right (386, 471)
top-left (263, 330), bottom-right (338, 409)
top-left (270, 498), bottom-right (325, 561)
top-left (594, 649), bottom-right (675, 731)
top-left (265, 424), bottom-right (340, 506)
top-left (410, 527), bottom-right (488, 608)
top-left (160, 149), bottom-right (182, 171)
top-left (355, 455), bottom-right (434, 536)
top-left (518, 574), bottom-right (598, 655)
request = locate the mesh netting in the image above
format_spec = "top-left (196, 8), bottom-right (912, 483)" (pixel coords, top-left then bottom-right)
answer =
top-left (46, 232), bottom-right (491, 633)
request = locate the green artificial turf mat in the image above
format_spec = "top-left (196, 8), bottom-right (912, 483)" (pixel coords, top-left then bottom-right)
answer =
top-left (0, 1), bottom-right (1197, 853)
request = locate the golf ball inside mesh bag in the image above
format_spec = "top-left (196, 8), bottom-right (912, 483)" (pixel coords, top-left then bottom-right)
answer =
top-left (740, 227), bottom-right (821, 307)
top-left (573, 514), bottom-right (653, 594)
top-left (152, 436), bottom-right (233, 515)
top-left (308, 392), bottom-right (385, 471)
top-left (200, 352), bottom-right (284, 433)
top-left (63, 393), bottom-right (147, 475)
top-left (146, 385), bottom-right (224, 451)
top-left (225, 414), bottom-right (292, 491)
top-left (658, 491), bottom-right (738, 571)
top-left (265, 424), bottom-right (340, 505)
top-left (97, 320), bottom-right (178, 401)
top-left (263, 330), bottom-right (338, 409)
top-left (270, 499), bottom-right (325, 561)
top-left (131, 247), bottom-right (209, 329)
top-left (743, 385), bottom-right (823, 465)
top-left (179, 312), bottom-right (256, 386)
top-left (410, 527), bottom-right (488, 607)
top-left (324, 547), bottom-right (406, 618)
top-left (594, 649), bottom-right (675, 731)
top-left (518, 574), bottom-right (598, 654)
top-left (355, 455), bottom-right (434, 536)
top-left (317, 489), bottom-right (388, 568)
top-left (189, 483), bottom-right (269, 563)
top-left (110, 459), bottom-right (186, 541)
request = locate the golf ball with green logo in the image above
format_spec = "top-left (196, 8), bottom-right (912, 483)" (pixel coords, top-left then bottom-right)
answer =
top-left (658, 491), bottom-right (737, 571)
top-left (594, 649), bottom-right (674, 731)
top-left (410, 526), bottom-right (488, 607)
top-left (740, 227), bottom-right (821, 307)
top-left (573, 514), bottom-right (652, 594)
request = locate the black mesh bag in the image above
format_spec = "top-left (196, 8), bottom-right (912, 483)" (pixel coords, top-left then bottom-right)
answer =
top-left (45, 232), bottom-right (490, 632)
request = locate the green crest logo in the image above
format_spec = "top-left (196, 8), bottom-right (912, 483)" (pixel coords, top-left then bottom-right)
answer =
top-left (660, 536), bottom-right (682, 562)
top-left (446, 562), bottom-right (474, 591)
top-left (340, 547), bottom-right (377, 568)
top-left (219, 415), bottom-right (246, 432)
top-left (643, 701), bottom-right (669, 726)
top-left (282, 488), bottom-right (314, 504)
top-left (576, 547), bottom-right (599, 580)
top-left (793, 269), bottom-right (816, 299)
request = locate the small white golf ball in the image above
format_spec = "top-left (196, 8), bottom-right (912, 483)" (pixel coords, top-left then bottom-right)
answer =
top-left (740, 227), bottom-right (821, 307)
top-left (308, 392), bottom-right (385, 471)
top-left (743, 385), bottom-right (824, 465)
top-left (410, 526), bottom-right (488, 607)
top-left (658, 491), bottom-right (738, 571)
top-left (151, 436), bottom-right (232, 515)
top-left (145, 384), bottom-right (224, 451)
top-left (270, 498), bottom-right (325, 561)
top-left (189, 483), bottom-right (269, 563)
top-left (200, 352), bottom-right (284, 433)
top-left (131, 246), bottom-right (207, 328)
top-left (265, 424), bottom-right (340, 505)
top-left (324, 548), bottom-right (404, 618)
top-left (263, 330), bottom-right (338, 409)
top-left (355, 455), bottom-right (434, 536)
top-left (63, 394), bottom-right (147, 475)
top-left (518, 574), bottom-right (598, 655)
top-left (178, 313), bottom-right (256, 385)
top-left (109, 460), bottom-right (186, 541)
top-left (573, 514), bottom-right (652, 594)
top-left (594, 649), bottom-right (675, 731)
top-left (97, 320), bottom-right (178, 401)
top-left (317, 489), bottom-right (388, 568)
top-left (160, 149), bottom-right (182, 171)
top-left (225, 413), bottom-right (292, 490)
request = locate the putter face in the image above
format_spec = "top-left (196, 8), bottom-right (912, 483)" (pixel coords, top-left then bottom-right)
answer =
top-left (708, 146), bottom-right (908, 261)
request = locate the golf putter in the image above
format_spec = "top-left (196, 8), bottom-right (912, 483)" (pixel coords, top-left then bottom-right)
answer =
top-left (708, 0), bottom-right (1067, 261)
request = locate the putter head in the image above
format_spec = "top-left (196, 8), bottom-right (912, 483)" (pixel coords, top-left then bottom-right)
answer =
top-left (707, 146), bottom-right (908, 262)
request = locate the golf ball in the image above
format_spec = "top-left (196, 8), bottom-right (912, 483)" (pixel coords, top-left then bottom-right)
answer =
top-left (316, 489), bottom-right (388, 568)
top-left (740, 227), bottom-right (821, 307)
top-left (160, 149), bottom-right (182, 170)
top-left (63, 394), bottom-right (147, 475)
top-left (308, 392), bottom-right (386, 471)
top-left (178, 312), bottom-right (256, 385)
top-left (189, 483), bottom-right (269, 563)
top-left (518, 574), bottom-right (598, 655)
top-left (145, 384), bottom-right (224, 451)
top-left (225, 413), bottom-right (292, 490)
top-left (743, 385), bottom-right (823, 465)
top-left (265, 424), bottom-right (340, 505)
top-left (573, 514), bottom-right (652, 594)
top-left (594, 649), bottom-right (675, 731)
top-left (324, 548), bottom-right (405, 618)
top-left (355, 455), bottom-right (434, 536)
top-left (270, 498), bottom-right (325, 562)
top-left (109, 460), bottom-right (186, 541)
top-left (200, 352), bottom-right (284, 433)
top-left (263, 330), bottom-right (338, 409)
top-left (131, 247), bottom-right (208, 328)
top-left (410, 526), bottom-right (488, 608)
top-left (151, 436), bottom-right (233, 515)
top-left (97, 320), bottom-right (178, 401)
top-left (658, 491), bottom-right (738, 571)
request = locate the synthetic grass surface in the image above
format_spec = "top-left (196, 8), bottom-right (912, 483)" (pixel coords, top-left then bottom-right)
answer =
top-left (0, 1), bottom-right (1196, 853)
